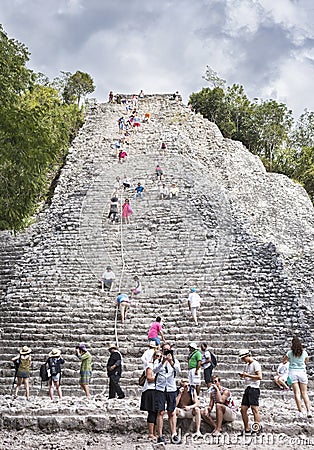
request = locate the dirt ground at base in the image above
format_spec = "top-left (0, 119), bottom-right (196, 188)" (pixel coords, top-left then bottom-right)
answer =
top-left (0, 430), bottom-right (312, 450)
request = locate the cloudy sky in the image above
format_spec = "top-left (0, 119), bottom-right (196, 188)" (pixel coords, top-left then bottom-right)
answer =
top-left (1, 0), bottom-right (314, 117)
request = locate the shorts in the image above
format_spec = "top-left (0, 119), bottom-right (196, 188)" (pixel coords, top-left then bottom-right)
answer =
top-left (241, 386), bottom-right (260, 407)
top-left (289, 369), bottom-right (308, 384)
top-left (204, 366), bottom-right (213, 384)
top-left (222, 406), bottom-right (237, 422)
top-left (80, 370), bottom-right (92, 385)
top-left (148, 337), bottom-right (160, 345)
top-left (155, 390), bottom-right (177, 412)
top-left (188, 368), bottom-right (201, 386)
top-left (50, 373), bottom-right (61, 383)
top-left (177, 408), bottom-right (195, 419)
top-left (16, 371), bottom-right (30, 379)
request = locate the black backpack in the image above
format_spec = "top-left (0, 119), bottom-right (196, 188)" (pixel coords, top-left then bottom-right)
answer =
top-left (40, 363), bottom-right (49, 382)
top-left (49, 357), bottom-right (59, 376)
top-left (210, 352), bottom-right (218, 368)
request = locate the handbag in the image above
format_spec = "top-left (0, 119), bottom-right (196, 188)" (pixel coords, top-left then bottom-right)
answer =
top-left (138, 370), bottom-right (146, 386)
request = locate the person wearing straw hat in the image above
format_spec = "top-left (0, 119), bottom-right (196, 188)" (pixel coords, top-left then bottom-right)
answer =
top-left (141, 340), bottom-right (158, 369)
top-left (75, 343), bottom-right (92, 398)
top-left (12, 345), bottom-right (32, 400)
top-left (47, 348), bottom-right (65, 400)
top-left (107, 344), bottom-right (125, 399)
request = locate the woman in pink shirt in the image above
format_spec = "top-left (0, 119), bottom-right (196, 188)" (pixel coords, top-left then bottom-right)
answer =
top-left (147, 317), bottom-right (165, 346)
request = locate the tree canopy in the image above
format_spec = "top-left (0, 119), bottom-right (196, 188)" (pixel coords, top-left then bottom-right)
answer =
top-left (189, 67), bottom-right (314, 202)
top-left (0, 26), bottom-right (88, 231)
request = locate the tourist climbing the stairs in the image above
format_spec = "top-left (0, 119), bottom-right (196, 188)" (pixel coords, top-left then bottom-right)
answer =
top-left (116, 292), bottom-right (131, 324)
top-left (134, 182), bottom-right (145, 200)
top-left (160, 142), bottom-right (167, 157)
top-left (108, 195), bottom-right (119, 223)
top-left (76, 343), bottom-right (92, 398)
top-left (118, 148), bottom-right (128, 163)
top-left (12, 345), bottom-right (32, 401)
top-left (122, 198), bottom-right (133, 224)
top-left (155, 164), bottom-right (163, 181)
top-left (112, 176), bottom-right (121, 193)
top-left (187, 287), bottom-right (202, 325)
top-left (147, 316), bottom-right (165, 346)
top-left (118, 116), bottom-right (124, 134)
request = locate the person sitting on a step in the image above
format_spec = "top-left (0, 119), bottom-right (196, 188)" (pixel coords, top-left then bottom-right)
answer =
top-left (159, 183), bottom-right (169, 200)
top-left (201, 376), bottom-right (237, 437)
top-left (169, 182), bottom-right (179, 198)
top-left (134, 182), bottom-right (145, 200)
top-left (130, 275), bottom-right (142, 298)
top-left (101, 266), bottom-right (116, 291)
top-left (176, 379), bottom-right (202, 437)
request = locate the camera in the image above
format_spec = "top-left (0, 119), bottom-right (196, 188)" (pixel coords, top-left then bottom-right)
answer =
top-left (163, 349), bottom-right (174, 358)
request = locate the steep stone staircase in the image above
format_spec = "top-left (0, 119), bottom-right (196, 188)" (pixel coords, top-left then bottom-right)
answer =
top-left (0, 95), bottom-right (313, 439)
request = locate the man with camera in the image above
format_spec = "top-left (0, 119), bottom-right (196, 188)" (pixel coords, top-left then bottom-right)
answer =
top-left (153, 343), bottom-right (181, 444)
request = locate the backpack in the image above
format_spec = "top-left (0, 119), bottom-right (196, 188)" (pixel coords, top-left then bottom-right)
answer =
top-left (210, 352), bottom-right (217, 368)
top-left (13, 358), bottom-right (20, 371)
top-left (40, 363), bottom-right (50, 382)
top-left (49, 357), bottom-right (59, 377)
top-left (161, 143), bottom-right (166, 149)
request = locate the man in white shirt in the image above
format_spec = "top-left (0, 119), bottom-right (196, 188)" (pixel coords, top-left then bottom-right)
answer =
top-left (187, 287), bottom-right (202, 325)
top-left (101, 266), bottom-right (115, 292)
top-left (238, 349), bottom-right (262, 435)
top-left (153, 343), bottom-right (181, 445)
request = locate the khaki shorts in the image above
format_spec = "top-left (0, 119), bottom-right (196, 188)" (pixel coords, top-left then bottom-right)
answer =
top-left (223, 406), bottom-right (237, 422)
top-left (177, 408), bottom-right (194, 419)
top-left (188, 368), bottom-right (201, 386)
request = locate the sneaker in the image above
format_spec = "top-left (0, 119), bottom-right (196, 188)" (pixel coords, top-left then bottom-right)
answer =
top-left (307, 411), bottom-right (312, 419)
top-left (157, 436), bottom-right (166, 444)
top-left (296, 411), bottom-right (304, 418)
top-left (238, 430), bottom-right (251, 436)
top-left (171, 434), bottom-right (181, 444)
top-left (117, 394), bottom-right (125, 399)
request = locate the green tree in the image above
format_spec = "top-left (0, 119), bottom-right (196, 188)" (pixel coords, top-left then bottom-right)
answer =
top-left (62, 70), bottom-right (95, 105)
top-left (0, 26), bottom-right (85, 231)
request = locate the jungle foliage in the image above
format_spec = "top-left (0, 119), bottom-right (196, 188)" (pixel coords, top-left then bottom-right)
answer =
top-left (190, 66), bottom-right (314, 202)
top-left (0, 25), bottom-right (94, 231)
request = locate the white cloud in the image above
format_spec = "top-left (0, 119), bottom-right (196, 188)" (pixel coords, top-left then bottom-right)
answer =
top-left (0, 0), bottom-right (314, 115)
